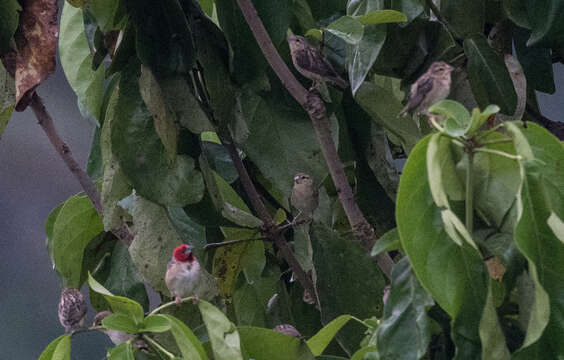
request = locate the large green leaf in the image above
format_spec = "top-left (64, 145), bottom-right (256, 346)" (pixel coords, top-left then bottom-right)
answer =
top-left (51, 194), bottom-right (103, 288)
top-left (307, 315), bottom-right (353, 356)
top-left (396, 135), bottom-right (488, 358)
top-left (347, 24), bottom-right (386, 95)
top-left (238, 326), bottom-right (315, 360)
top-left (38, 335), bottom-right (71, 360)
top-left (525, 0), bottom-right (564, 48)
top-left (326, 16), bottom-right (364, 44)
top-left (107, 343), bottom-right (134, 360)
top-left (163, 314), bottom-right (208, 360)
top-left (507, 122), bottom-right (564, 359)
top-left (110, 62), bottom-right (204, 207)
top-left (59, 3), bottom-right (105, 122)
top-left (463, 34), bottom-right (517, 114)
top-left (513, 27), bottom-right (555, 94)
top-left (374, 257), bottom-right (434, 360)
top-left (199, 300), bottom-right (243, 360)
top-left (84, 0), bottom-right (125, 32)
top-left (391, 0), bottom-right (423, 24)
top-left (311, 222), bottom-right (386, 354)
top-left (440, 0), bottom-right (484, 39)
top-left (478, 280), bottom-right (510, 360)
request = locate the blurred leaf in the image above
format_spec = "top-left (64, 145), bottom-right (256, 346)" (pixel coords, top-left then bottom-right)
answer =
top-left (525, 0), bottom-right (564, 48)
top-left (102, 313), bottom-right (140, 333)
top-left (466, 105), bottom-right (500, 135)
top-left (111, 62), bottom-right (204, 207)
top-left (163, 314), bottom-right (208, 360)
top-left (233, 274), bottom-right (278, 327)
top-left (390, 0), bottom-right (423, 24)
top-left (89, 273), bottom-right (146, 324)
top-left (125, 195), bottom-right (182, 294)
top-left (547, 212), bottom-right (564, 243)
top-left (139, 65), bottom-right (178, 163)
top-left (464, 34), bottom-right (517, 114)
top-left (38, 335), bottom-right (71, 360)
top-left (292, 0), bottom-right (316, 33)
top-left (104, 241), bottom-right (150, 312)
top-left (0, 60), bottom-right (15, 136)
top-left (374, 257), bottom-right (434, 360)
top-left (167, 207), bottom-right (207, 260)
top-left (397, 135), bottom-right (488, 358)
top-left (238, 326), bottom-right (315, 360)
top-left (428, 100), bottom-right (470, 137)
top-left (513, 27), bottom-right (555, 94)
top-left (107, 343), bottom-right (134, 360)
top-left (85, 0), bottom-right (125, 32)
top-left (503, 0), bottom-right (530, 28)
top-left (478, 280), bottom-right (511, 360)
top-left (59, 4), bottom-right (105, 122)
top-left (350, 346), bottom-right (377, 360)
top-left (347, 24), bottom-right (386, 95)
top-left (311, 223), bottom-right (386, 354)
top-left (358, 10), bottom-right (407, 25)
top-left (52, 194), bottom-right (103, 288)
top-left (199, 300), bottom-right (243, 360)
top-left (0, 0), bottom-right (20, 54)
top-left (441, 0), bottom-right (484, 39)
top-left (307, 315), bottom-right (353, 356)
top-left (347, 0), bottom-right (383, 16)
top-left (216, 0), bottom-right (290, 84)
top-left (140, 315), bottom-right (171, 333)
top-left (371, 228), bottom-right (401, 255)
top-left (326, 16), bottom-right (364, 44)
top-left (201, 141), bottom-right (238, 183)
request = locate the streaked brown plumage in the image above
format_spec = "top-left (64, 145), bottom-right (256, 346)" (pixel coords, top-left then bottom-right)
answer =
top-left (58, 288), bottom-right (87, 333)
top-left (290, 173), bottom-right (319, 222)
top-left (287, 35), bottom-right (348, 88)
top-left (399, 61), bottom-right (454, 117)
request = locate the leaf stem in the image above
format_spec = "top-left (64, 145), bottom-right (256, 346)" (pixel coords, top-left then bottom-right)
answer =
top-left (465, 151), bottom-right (474, 235)
top-left (149, 297), bottom-right (195, 315)
top-left (203, 237), bottom-right (268, 250)
top-left (143, 335), bottom-right (175, 359)
top-left (474, 147), bottom-right (522, 160)
top-left (479, 138), bottom-right (513, 145)
top-left (474, 123), bottom-right (505, 140)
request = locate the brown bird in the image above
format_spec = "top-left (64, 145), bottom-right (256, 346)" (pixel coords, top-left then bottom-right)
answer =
top-left (399, 61), bottom-right (454, 117)
top-left (58, 288), bottom-right (87, 333)
top-left (290, 173), bottom-right (319, 224)
top-left (287, 35), bottom-right (348, 89)
top-left (93, 311), bottom-right (135, 345)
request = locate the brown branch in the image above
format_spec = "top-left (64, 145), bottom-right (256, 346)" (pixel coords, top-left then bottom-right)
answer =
top-left (29, 92), bottom-right (133, 246)
top-left (235, 0), bottom-right (393, 279)
top-left (224, 138), bottom-right (319, 306)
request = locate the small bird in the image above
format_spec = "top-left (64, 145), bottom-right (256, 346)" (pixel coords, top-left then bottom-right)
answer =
top-left (58, 288), bottom-right (87, 333)
top-left (398, 61), bottom-right (454, 117)
top-left (165, 244), bottom-right (201, 304)
top-left (287, 35), bottom-right (348, 89)
top-left (93, 311), bottom-right (135, 345)
top-left (290, 173), bottom-right (319, 223)
top-left (273, 324), bottom-right (302, 339)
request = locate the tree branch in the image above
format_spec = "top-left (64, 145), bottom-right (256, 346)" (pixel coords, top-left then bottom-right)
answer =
top-left (235, 0), bottom-right (393, 279)
top-left (29, 92), bottom-right (133, 246)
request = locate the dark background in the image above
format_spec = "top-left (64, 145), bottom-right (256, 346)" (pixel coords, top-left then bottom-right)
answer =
top-left (0, 46), bottom-right (562, 359)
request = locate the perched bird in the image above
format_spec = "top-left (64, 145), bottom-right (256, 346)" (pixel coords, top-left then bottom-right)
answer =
top-left (93, 311), bottom-right (134, 345)
top-left (58, 288), bottom-right (87, 333)
top-left (398, 61), bottom-right (454, 117)
top-left (273, 324), bottom-right (303, 339)
top-left (287, 35), bottom-right (348, 89)
top-left (165, 244), bottom-right (201, 304)
top-left (290, 173), bottom-right (319, 223)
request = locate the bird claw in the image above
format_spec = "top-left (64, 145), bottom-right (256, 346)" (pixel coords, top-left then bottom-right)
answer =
top-left (175, 296), bottom-right (182, 305)
top-left (192, 295), bottom-right (200, 305)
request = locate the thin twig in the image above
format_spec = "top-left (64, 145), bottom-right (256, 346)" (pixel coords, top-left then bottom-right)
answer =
top-left (234, 0), bottom-right (393, 279)
top-left (29, 92), bottom-right (134, 246)
top-left (149, 296), bottom-right (195, 315)
top-left (143, 335), bottom-right (175, 359)
top-left (204, 237), bottom-right (268, 250)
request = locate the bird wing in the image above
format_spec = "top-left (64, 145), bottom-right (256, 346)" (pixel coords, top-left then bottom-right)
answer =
top-left (295, 47), bottom-right (339, 79)
top-left (406, 75), bottom-right (434, 112)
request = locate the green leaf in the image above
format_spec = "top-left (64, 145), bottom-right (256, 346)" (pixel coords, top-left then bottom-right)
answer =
top-left (84, 0), bottom-right (125, 32)
top-left (397, 135), bottom-right (488, 358)
top-left (513, 27), bottom-right (555, 94)
top-left (390, 0), bottom-right (424, 24)
top-left (428, 100), bottom-right (470, 137)
top-left (88, 273), bottom-right (146, 324)
top-left (351, 346), bottom-right (378, 360)
top-left (311, 223), bottom-right (386, 353)
top-left (371, 228), bottom-right (401, 255)
top-left (238, 326), bottom-right (315, 360)
top-left (326, 16), bottom-right (364, 44)
top-left (0, 0), bottom-right (20, 54)
top-left (478, 280), bottom-right (510, 360)
top-left (167, 207), bottom-right (206, 259)
top-left (163, 315), bottom-right (208, 360)
top-left (141, 315), bottom-right (171, 333)
top-left (52, 194), bottom-right (103, 288)
top-left (233, 275), bottom-right (278, 327)
top-left (503, 0), bottom-right (530, 28)
top-left (441, 0), bottom-right (484, 39)
top-left (426, 133), bottom-right (451, 208)
top-left (307, 315), bottom-right (353, 356)
top-left (45, 203), bottom-right (64, 270)
top-left (463, 34), bottom-right (518, 114)
top-left (102, 313), bottom-right (140, 334)
top-left (525, 0), bottom-right (564, 48)
top-left (347, 0), bottom-right (383, 16)
top-left (347, 24), bottom-right (386, 95)
top-left (0, 60), bottom-right (15, 137)
top-left (104, 241), bottom-right (150, 313)
top-left (107, 343), bottom-right (135, 360)
top-left (198, 300), bottom-right (243, 360)
top-left (38, 335), bottom-right (71, 360)
top-left (466, 105), bottom-right (500, 135)
top-left (547, 212), bottom-right (564, 244)
top-left (59, 3), bottom-right (105, 122)
top-left (138, 65), bottom-right (178, 164)
top-left (358, 9), bottom-right (407, 25)
top-left (375, 257), bottom-right (434, 360)
top-left (110, 62), bottom-right (204, 207)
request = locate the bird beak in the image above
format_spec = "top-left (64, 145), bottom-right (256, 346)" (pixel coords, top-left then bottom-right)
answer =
top-left (184, 246), bottom-right (193, 255)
